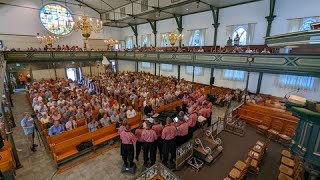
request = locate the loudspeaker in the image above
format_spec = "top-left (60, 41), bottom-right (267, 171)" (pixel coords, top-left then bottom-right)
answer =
top-left (210, 77), bottom-right (215, 85)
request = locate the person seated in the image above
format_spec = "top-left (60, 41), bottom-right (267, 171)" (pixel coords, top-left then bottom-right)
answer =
top-left (144, 102), bottom-right (154, 117)
top-left (48, 120), bottom-right (64, 136)
top-left (100, 113), bottom-right (110, 127)
top-left (65, 116), bottom-right (77, 131)
top-left (245, 47), bottom-right (253, 53)
top-left (88, 117), bottom-right (99, 132)
top-left (126, 106), bottom-right (137, 119)
top-left (40, 113), bottom-right (50, 124)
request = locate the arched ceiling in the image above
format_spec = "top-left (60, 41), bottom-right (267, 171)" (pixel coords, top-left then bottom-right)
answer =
top-left (75, 0), bottom-right (262, 27)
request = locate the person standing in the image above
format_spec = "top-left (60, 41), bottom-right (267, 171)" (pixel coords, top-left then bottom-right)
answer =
top-left (20, 113), bottom-right (37, 152)
top-left (161, 117), bottom-right (177, 166)
top-left (152, 119), bottom-right (164, 160)
top-left (141, 122), bottom-right (157, 167)
top-left (120, 125), bottom-right (136, 168)
top-left (134, 124), bottom-right (144, 161)
top-left (176, 120), bottom-right (189, 147)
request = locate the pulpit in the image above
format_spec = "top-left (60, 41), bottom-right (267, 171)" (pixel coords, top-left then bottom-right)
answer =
top-left (286, 103), bottom-right (320, 180)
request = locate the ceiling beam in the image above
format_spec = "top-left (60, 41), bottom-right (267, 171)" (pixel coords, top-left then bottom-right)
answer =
top-left (219, 0), bottom-right (263, 9)
top-left (100, 0), bottom-right (115, 10)
top-left (73, 0), bottom-right (101, 14)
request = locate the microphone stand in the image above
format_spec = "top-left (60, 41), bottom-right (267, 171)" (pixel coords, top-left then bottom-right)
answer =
top-left (284, 88), bottom-right (300, 100)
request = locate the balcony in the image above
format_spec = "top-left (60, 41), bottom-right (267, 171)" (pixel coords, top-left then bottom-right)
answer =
top-left (2, 51), bottom-right (320, 76)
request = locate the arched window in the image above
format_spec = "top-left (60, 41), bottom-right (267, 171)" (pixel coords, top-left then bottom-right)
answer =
top-left (39, 4), bottom-right (74, 36)
top-left (191, 30), bottom-right (200, 46)
top-left (232, 27), bottom-right (247, 45)
top-left (300, 18), bottom-right (317, 31)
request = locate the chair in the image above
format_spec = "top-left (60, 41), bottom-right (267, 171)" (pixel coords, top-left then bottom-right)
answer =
top-left (228, 160), bottom-right (248, 180)
top-left (281, 156), bottom-right (295, 168)
top-left (278, 125), bottom-right (296, 146)
top-left (257, 116), bottom-right (272, 135)
top-left (267, 119), bottom-right (284, 141)
top-left (279, 164), bottom-right (294, 177)
top-left (245, 157), bottom-right (259, 175)
top-left (281, 150), bottom-right (293, 159)
top-left (228, 168), bottom-right (242, 180)
top-left (278, 172), bottom-right (293, 180)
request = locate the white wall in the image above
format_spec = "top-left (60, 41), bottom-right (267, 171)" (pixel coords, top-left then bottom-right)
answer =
top-left (271, 0), bottom-right (320, 35)
top-left (0, 0), bottom-right (119, 49)
top-left (118, 60), bottom-right (136, 72)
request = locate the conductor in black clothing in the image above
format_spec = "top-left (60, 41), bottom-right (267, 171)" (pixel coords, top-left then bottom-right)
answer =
top-left (144, 102), bottom-right (154, 117)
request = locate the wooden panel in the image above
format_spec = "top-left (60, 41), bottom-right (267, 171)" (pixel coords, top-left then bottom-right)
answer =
top-left (234, 104), bottom-right (298, 137)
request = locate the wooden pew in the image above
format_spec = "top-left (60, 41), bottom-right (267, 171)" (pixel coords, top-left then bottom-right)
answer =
top-left (155, 100), bottom-right (182, 113)
top-left (52, 123), bottom-right (118, 166)
top-left (233, 104), bottom-right (298, 137)
top-left (127, 113), bottom-right (142, 129)
top-left (47, 125), bottom-right (89, 148)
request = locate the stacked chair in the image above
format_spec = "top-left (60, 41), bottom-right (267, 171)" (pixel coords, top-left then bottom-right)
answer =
top-left (278, 150), bottom-right (302, 180)
top-left (224, 140), bottom-right (268, 180)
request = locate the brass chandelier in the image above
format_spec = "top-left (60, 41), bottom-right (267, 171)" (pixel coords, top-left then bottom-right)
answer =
top-left (73, 11), bottom-right (103, 49)
top-left (36, 33), bottom-right (59, 49)
top-left (104, 38), bottom-right (118, 50)
top-left (168, 32), bottom-right (183, 47)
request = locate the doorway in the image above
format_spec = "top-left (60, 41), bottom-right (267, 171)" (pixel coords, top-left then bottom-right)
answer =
top-left (66, 68), bottom-right (77, 81)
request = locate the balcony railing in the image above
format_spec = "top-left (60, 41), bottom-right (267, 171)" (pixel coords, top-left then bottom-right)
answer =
top-left (2, 51), bottom-right (320, 77)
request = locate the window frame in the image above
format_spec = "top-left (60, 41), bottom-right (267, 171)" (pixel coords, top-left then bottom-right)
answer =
top-left (222, 69), bottom-right (246, 81)
top-left (278, 75), bottom-right (315, 90)
top-left (141, 0), bottom-right (148, 12)
top-left (141, 62), bottom-right (151, 69)
top-left (185, 66), bottom-right (203, 76)
top-left (232, 26), bottom-right (247, 45)
top-left (39, 3), bottom-right (74, 36)
top-left (126, 36), bottom-right (133, 49)
top-left (160, 64), bottom-right (173, 72)
top-left (120, 7), bottom-right (126, 18)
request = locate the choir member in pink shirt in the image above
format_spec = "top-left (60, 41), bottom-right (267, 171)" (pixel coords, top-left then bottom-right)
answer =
top-left (120, 125), bottom-right (137, 168)
top-left (134, 124), bottom-right (144, 161)
top-left (118, 120), bottom-right (127, 156)
top-left (118, 120), bottom-right (127, 134)
top-left (175, 120), bottom-right (189, 147)
top-left (152, 119), bottom-right (164, 160)
top-left (161, 117), bottom-right (177, 166)
top-left (141, 122), bottom-right (158, 167)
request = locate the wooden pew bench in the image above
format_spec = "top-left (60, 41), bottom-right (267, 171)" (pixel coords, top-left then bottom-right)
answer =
top-left (52, 123), bottom-right (118, 166)
top-left (47, 125), bottom-right (89, 150)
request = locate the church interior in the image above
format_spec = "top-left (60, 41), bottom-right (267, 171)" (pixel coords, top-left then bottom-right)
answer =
top-left (0, 0), bottom-right (320, 179)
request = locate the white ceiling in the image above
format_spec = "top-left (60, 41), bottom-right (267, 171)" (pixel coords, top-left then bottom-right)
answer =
top-left (75, 0), bottom-right (262, 27)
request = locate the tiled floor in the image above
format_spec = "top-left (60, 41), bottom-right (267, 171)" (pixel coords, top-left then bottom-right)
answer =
top-left (11, 92), bottom-right (282, 180)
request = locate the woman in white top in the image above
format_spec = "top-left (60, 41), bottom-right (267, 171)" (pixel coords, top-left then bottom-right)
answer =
top-left (65, 116), bottom-right (77, 131)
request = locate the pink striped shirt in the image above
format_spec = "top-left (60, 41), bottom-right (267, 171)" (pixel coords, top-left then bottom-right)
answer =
top-left (118, 125), bottom-right (126, 134)
top-left (120, 131), bottom-right (137, 144)
top-left (152, 124), bottom-right (164, 138)
top-left (141, 129), bottom-right (157, 142)
top-left (188, 113), bottom-right (198, 127)
top-left (135, 128), bottom-right (144, 142)
top-left (161, 125), bottom-right (177, 140)
top-left (177, 123), bottom-right (189, 136)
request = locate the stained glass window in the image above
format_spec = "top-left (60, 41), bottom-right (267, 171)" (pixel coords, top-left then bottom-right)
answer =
top-left (40, 4), bottom-right (74, 36)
